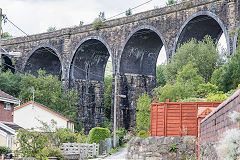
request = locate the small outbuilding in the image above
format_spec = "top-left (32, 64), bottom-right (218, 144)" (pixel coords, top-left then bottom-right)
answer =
top-left (14, 101), bottom-right (75, 131)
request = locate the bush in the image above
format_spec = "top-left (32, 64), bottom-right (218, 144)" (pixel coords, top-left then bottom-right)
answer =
top-left (136, 93), bottom-right (151, 131)
top-left (196, 82), bottom-right (218, 98)
top-left (43, 147), bottom-right (65, 159)
top-left (116, 128), bottom-right (128, 146)
top-left (137, 130), bottom-right (150, 138)
top-left (206, 91), bottom-right (227, 101)
top-left (93, 18), bottom-right (102, 30)
top-left (77, 130), bottom-right (88, 143)
top-left (88, 127), bottom-right (110, 144)
top-left (0, 146), bottom-right (11, 155)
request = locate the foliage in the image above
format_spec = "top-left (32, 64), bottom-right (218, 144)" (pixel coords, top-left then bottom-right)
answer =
top-left (38, 119), bottom-right (77, 147)
top-left (225, 88), bottom-right (238, 98)
top-left (166, 0), bottom-right (177, 6)
top-left (164, 36), bottom-right (222, 83)
top-left (1, 32), bottom-right (12, 39)
top-left (88, 127), bottom-right (110, 144)
top-left (196, 82), bottom-right (218, 98)
top-left (103, 117), bottom-right (111, 130)
top-left (154, 63), bottom-right (204, 102)
top-left (125, 8), bottom-right (132, 16)
top-left (212, 48), bottom-right (240, 92)
top-left (136, 93), bottom-right (151, 131)
top-left (47, 26), bottom-right (56, 32)
top-left (137, 130), bottom-right (150, 138)
top-left (107, 147), bottom-right (120, 156)
top-left (79, 21), bottom-right (84, 26)
top-left (0, 70), bottom-right (22, 97)
top-left (15, 129), bottom-right (49, 159)
top-left (206, 91), bottom-right (227, 101)
top-left (98, 12), bottom-right (106, 21)
top-left (77, 130), bottom-right (88, 143)
top-left (168, 144), bottom-right (177, 153)
top-left (216, 128), bottom-right (240, 160)
top-left (19, 69), bottom-right (78, 121)
top-left (178, 97), bottom-right (206, 102)
top-left (43, 147), bottom-right (65, 159)
top-left (156, 65), bottom-right (166, 87)
top-left (104, 75), bottom-right (112, 119)
top-left (0, 146), bottom-right (11, 155)
top-left (116, 128), bottom-right (128, 146)
top-left (228, 111), bottom-right (240, 124)
top-left (93, 18), bottom-right (103, 30)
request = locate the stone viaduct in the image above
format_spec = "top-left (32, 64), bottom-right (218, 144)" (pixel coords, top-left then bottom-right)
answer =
top-left (2, 0), bottom-right (240, 132)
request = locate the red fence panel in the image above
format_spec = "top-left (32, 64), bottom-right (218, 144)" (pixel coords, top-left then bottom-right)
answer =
top-left (151, 101), bottom-right (222, 137)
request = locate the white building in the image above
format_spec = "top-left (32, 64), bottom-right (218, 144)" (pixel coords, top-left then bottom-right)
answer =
top-left (13, 101), bottom-right (75, 131)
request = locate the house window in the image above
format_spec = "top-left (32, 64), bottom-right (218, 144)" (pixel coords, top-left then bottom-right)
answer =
top-left (4, 103), bottom-right (11, 110)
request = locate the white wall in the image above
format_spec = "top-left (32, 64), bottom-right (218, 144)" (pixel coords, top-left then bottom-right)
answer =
top-left (14, 103), bottom-right (68, 131)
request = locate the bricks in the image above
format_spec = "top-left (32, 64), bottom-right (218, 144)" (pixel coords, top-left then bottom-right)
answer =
top-left (0, 102), bottom-right (13, 122)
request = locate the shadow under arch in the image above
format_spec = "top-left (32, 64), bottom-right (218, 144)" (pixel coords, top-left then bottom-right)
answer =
top-left (117, 25), bottom-right (168, 129)
top-left (23, 44), bottom-right (63, 79)
top-left (69, 35), bottom-right (112, 133)
top-left (172, 11), bottom-right (230, 56)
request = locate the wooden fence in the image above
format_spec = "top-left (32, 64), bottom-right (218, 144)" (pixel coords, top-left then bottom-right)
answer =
top-left (60, 142), bottom-right (99, 159)
top-left (151, 101), bottom-right (222, 137)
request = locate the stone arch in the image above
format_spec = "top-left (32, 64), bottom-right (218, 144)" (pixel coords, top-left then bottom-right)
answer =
top-left (23, 44), bottom-right (63, 78)
top-left (118, 25), bottom-right (169, 74)
top-left (172, 11), bottom-right (230, 56)
top-left (233, 22), bottom-right (240, 53)
top-left (69, 36), bottom-right (113, 81)
top-left (118, 25), bottom-right (167, 129)
top-left (69, 36), bottom-right (112, 133)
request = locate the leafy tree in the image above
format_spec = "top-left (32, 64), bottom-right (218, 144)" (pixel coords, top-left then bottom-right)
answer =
top-left (19, 70), bottom-right (78, 121)
top-left (47, 26), bottom-right (56, 32)
top-left (1, 32), bottom-right (12, 39)
top-left (211, 48), bottom-right (240, 92)
top-left (164, 36), bottom-right (222, 83)
top-left (206, 91), bottom-right (227, 101)
top-left (0, 70), bottom-right (22, 97)
top-left (104, 76), bottom-right (112, 120)
top-left (156, 65), bottom-right (166, 87)
top-left (197, 82), bottom-right (218, 98)
top-left (136, 93), bottom-right (151, 131)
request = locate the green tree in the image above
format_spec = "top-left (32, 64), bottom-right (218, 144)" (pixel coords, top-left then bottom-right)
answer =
top-left (125, 8), bottom-right (132, 16)
top-left (197, 82), bottom-right (218, 98)
top-left (19, 70), bottom-right (78, 120)
top-left (104, 75), bottom-right (112, 119)
top-left (1, 32), bottom-right (12, 39)
top-left (136, 93), bottom-right (151, 131)
top-left (0, 70), bottom-right (22, 97)
top-left (156, 65), bottom-right (166, 87)
top-left (211, 48), bottom-right (240, 92)
top-left (47, 26), bottom-right (56, 32)
top-left (165, 36), bottom-right (221, 83)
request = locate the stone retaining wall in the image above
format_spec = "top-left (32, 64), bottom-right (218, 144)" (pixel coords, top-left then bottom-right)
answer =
top-left (127, 136), bottom-right (196, 160)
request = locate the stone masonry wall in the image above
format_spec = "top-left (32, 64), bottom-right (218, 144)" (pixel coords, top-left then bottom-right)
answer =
top-left (200, 89), bottom-right (240, 159)
top-left (127, 136), bottom-right (196, 160)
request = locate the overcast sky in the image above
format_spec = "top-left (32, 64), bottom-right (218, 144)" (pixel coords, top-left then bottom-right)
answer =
top-left (0, 0), bottom-right (227, 65)
top-left (1, 0), bottom-right (168, 37)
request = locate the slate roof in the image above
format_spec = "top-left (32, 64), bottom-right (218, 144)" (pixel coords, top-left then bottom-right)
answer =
top-left (0, 90), bottom-right (20, 104)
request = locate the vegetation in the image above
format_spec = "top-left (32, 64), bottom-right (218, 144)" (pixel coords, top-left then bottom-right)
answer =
top-left (47, 26), bottom-right (56, 32)
top-left (88, 127), bottom-right (110, 144)
top-left (1, 32), bottom-right (12, 39)
top-left (115, 127), bottom-right (128, 146)
top-left (0, 146), bottom-right (11, 155)
top-left (93, 12), bottom-right (105, 30)
top-left (104, 75), bottom-right (112, 120)
top-left (136, 93), bottom-right (151, 131)
top-left (156, 65), bottom-right (166, 87)
top-left (125, 8), bottom-right (132, 16)
top-left (137, 130), bottom-right (150, 138)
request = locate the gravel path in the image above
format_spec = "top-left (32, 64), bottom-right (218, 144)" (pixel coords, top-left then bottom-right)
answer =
top-left (92, 147), bottom-right (127, 160)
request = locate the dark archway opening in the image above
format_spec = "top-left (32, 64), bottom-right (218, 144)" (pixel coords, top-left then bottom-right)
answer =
top-left (70, 39), bottom-right (110, 133)
top-left (2, 55), bottom-right (15, 73)
top-left (24, 47), bottom-right (62, 78)
top-left (177, 15), bottom-right (223, 49)
top-left (119, 29), bottom-right (164, 130)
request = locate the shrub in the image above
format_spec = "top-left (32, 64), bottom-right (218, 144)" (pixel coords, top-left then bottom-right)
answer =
top-left (206, 91), bottom-right (227, 101)
top-left (136, 93), bottom-right (151, 131)
top-left (137, 130), bottom-right (150, 138)
top-left (43, 147), bottom-right (65, 159)
top-left (196, 82), bottom-right (218, 98)
top-left (116, 128), bottom-right (128, 146)
top-left (0, 146), bottom-right (11, 155)
top-left (93, 18), bottom-right (102, 30)
top-left (88, 127), bottom-right (110, 144)
top-left (77, 130), bottom-right (88, 143)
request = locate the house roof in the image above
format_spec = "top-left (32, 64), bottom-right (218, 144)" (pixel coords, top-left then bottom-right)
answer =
top-left (0, 121), bottom-right (22, 136)
top-left (0, 90), bottom-right (20, 104)
top-left (14, 101), bottom-right (75, 123)
top-left (0, 121), bottom-right (23, 131)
